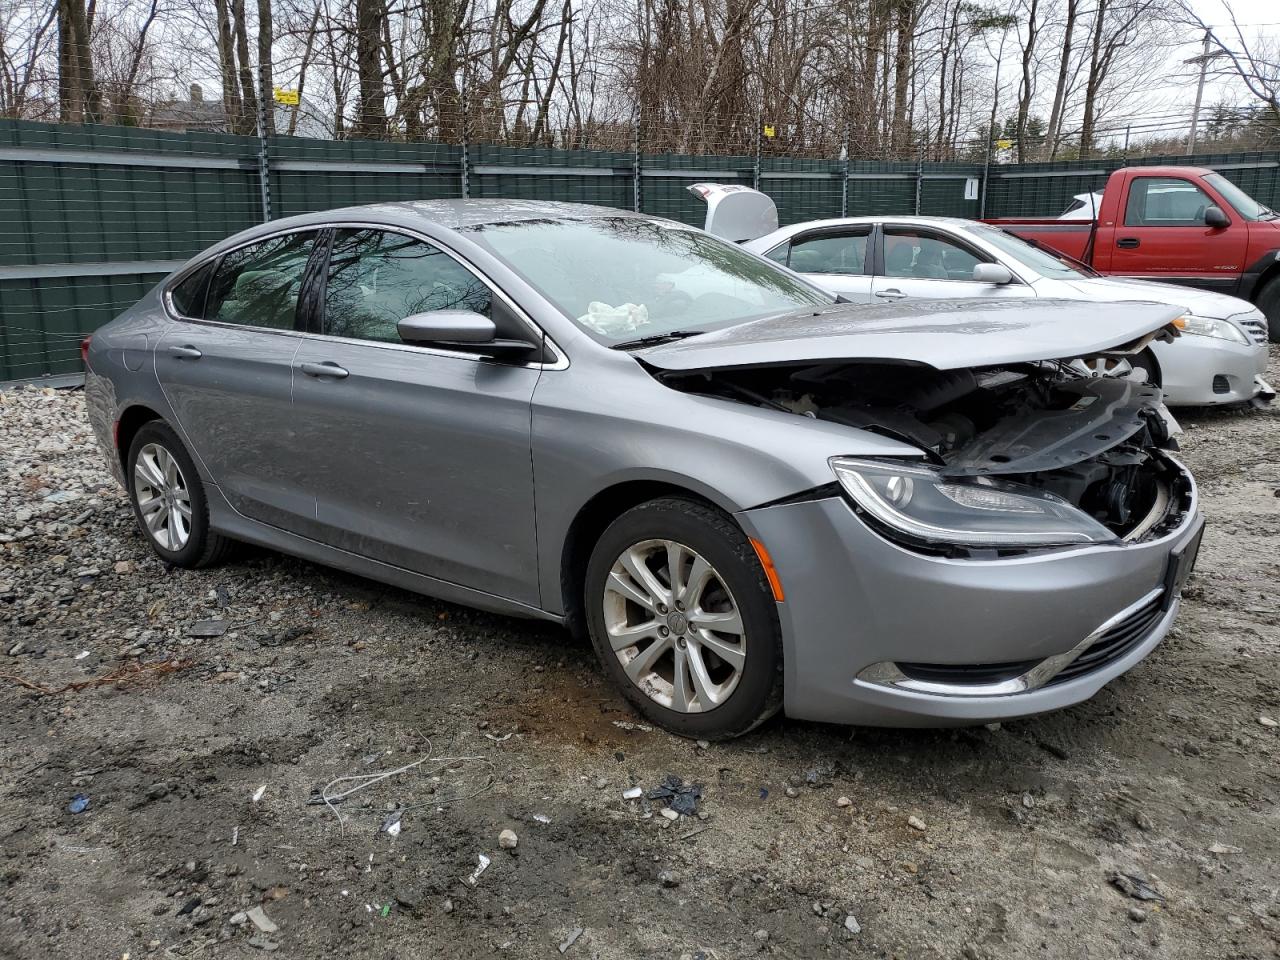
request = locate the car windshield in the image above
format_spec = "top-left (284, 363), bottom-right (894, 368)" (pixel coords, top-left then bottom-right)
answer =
top-left (464, 217), bottom-right (831, 344)
top-left (959, 222), bottom-right (1093, 279)
top-left (1204, 173), bottom-right (1275, 220)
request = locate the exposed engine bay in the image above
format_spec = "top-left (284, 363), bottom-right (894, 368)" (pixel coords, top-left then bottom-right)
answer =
top-left (659, 359), bottom-right (1193, 543)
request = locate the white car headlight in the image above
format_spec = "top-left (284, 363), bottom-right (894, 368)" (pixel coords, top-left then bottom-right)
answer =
top-left (831, 457), bottom-right (1117, 548)
top-left (1179, 314), bottom-right (1250, 344)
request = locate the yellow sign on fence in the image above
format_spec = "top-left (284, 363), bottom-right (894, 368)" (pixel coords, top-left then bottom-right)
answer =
top-left (763, 124), bottom-right (776, 139)
top-left (995, 138), bottom-right (1012, 150)
top-left (273, 88), bottom-right (300, 106)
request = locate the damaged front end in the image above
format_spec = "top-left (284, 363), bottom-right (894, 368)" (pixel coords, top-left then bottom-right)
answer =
top-left (658, 354), bottom-right (1193, 556)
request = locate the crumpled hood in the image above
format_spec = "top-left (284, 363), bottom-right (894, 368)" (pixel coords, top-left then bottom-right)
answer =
top-left (636, 298), bottom-right (1183, 372)
top-left (1050, 276), bottom-right (1256, 319)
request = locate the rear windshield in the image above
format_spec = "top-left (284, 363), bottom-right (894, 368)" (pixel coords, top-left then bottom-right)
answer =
top-left (463, 217), bottom-right (831, 344)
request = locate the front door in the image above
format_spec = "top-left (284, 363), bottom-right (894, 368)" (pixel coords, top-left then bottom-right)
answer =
top-left (1108, 175), bottom-right (1247, 288)
top-left (154, 230), bottom-right (321, 530)
top-left (871, 225), bottom-right (1036, 303)
top-left (289, 227), bottom-right (543, 605)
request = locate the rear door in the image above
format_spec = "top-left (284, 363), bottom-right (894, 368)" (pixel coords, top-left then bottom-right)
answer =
top-left (289, 227), bottom-right (543, 605)
top-left (1108, 174), bottom-right (1248, 290)
top-left (762, 225), bottom-right (875, 301)
top-left (154, 230), bottom-right (322, 530)
top-left (871, 224), bottom-right (1036, 302)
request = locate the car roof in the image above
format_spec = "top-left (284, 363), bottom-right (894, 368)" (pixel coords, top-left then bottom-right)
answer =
top-left (771, 214), bottom-right (980, 234)
top-left (259, 199), bottom-right (645, 234)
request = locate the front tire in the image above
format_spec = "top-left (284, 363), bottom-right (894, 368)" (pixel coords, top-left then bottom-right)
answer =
top-left (126, 421), bottom-right (235, 568)
top-left (584, 497), bottom-right (783, 740)
top-left (1257, 276), bottom-right (1280, 342)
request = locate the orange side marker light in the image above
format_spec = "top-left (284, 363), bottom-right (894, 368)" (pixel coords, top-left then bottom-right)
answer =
top-left (750, 538), bottom-right (785, 602)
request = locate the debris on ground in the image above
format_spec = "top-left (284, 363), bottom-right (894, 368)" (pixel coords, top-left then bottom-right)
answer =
top-left (907, 816), bottom-right (926, 831)
top-left (622, 787), bottom-right (642, 801)
top-left (466, 853), bottom-right (491, 886)
top-left (252, 784), bottom-right (267, 803)
top-left (67, 794), bottom-right (89, 814)
top-left (245, 906), bottom-right (279, 933)
top-left (499, 828), bottom-right (518, 848)
top-left (844, 914), bottom-right (862, 934)
top-left (187, 619), bottom-right (228, 638)
top-left (645, 774), bottom-right (703, 816)
top-left (1109, 871), bottom-right (1166, 902)
top-left (558, 927), bottom-right (584, 953)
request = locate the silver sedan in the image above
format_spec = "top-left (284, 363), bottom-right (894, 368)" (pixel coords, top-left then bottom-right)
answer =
top-left (84, 201), bottom-right (1204, 737)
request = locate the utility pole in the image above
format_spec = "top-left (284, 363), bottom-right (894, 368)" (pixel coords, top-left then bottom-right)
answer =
top-left (1185, 30), bottom-right (1227, 155)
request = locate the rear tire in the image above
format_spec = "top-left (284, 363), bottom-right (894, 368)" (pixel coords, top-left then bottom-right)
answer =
top-left (584, 497), bottom-right (783, 740)
top-left (1257, 276), bottom-right (1280, 342)
top-left (126, 421), bottom-right (235, 568)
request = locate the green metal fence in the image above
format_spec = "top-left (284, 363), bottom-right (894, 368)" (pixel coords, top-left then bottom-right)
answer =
top-left (3, 116), bottom-right (1279, 381)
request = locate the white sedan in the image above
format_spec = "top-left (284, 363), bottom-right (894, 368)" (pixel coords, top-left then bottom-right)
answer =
top-left (693, 185), bottom-right (1272, 407)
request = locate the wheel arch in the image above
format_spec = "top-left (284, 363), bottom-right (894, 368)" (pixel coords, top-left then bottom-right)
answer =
top-left (560, 480), bottom-right (725, 641)
top-left (115, 404), bottom-right (165, 475)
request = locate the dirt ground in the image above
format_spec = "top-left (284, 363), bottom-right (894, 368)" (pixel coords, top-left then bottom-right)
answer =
top-left (2, 352), bottom-right (1279, 960)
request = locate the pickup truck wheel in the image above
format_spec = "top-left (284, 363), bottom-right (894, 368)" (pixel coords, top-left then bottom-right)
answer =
top-left (1257, 277), bottom-right (1280, 342)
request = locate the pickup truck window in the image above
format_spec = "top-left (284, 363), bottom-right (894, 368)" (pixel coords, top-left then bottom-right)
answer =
top-left (1203, 173), bottom-right (1273, 221)
top-left (1124, 177), bottom-right (1213, 227)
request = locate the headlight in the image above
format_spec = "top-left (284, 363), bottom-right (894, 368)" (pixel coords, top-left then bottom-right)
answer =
top-left (1179, 314), bottom-right (1250, 344)
top-left (830, 457), bottom-right (1117, 548)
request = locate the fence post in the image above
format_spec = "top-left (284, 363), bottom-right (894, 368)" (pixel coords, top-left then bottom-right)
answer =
top-left (840, 130), bottom-right (850, 218)
top-left (632, 112), bottom-right (642, 213)
top-left (254, 81), bottom-right (272, 222)
top-left (459, 86), bottom-right (471, 200)
top-left (913, 148), bottom-right (923, 215)
top-left (753, 112), bottom-right (762, 192)
top-left (979, 136), bottom-right (992, 218)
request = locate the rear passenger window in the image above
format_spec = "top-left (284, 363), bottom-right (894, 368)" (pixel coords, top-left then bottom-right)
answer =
top-left (169, 262), bottom-right (213, 318)
top-left (323, 229), bottom-right (492, 343)
top-left (204, 232), bottom-right (318, 330)
top-left (787, 231), bottom-right (870, 275)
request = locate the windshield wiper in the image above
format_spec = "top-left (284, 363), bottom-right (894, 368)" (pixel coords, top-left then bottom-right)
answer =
top-left (611, 330), bottom-right (705, 350)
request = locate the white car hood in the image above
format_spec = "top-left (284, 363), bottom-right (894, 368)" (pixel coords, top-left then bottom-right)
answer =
top-left (1047, 276), bottom-right (1255, 320)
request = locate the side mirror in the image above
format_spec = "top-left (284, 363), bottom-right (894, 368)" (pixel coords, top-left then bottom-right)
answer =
top-left (1204, 205), bottom-right (1230, 229)
top-left (396, 310), bottom-right (539, 359)
top-left (972, 262), bottom-right (1014, 284)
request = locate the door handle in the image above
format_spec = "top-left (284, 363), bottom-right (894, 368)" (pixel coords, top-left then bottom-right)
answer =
top-left (1116, 237), bottom-right (1141, 249)
top-left (299, 361), bottom-right (349, 379)
top-left (875, 288), bottom-right (907, 300)
top-left (168, 344), bottom-right (202, 359)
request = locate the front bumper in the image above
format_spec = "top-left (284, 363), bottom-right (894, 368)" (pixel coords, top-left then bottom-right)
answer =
top-left (1157, 335), bottom-right (1270, 406)
top-left (737, 463), bottom-right (1204, 727)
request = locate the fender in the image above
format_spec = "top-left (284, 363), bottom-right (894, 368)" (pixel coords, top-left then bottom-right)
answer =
top-left (1238, 247), bottom-right (1280, 301)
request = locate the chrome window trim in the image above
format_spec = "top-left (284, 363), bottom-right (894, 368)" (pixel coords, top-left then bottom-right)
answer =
top-left (783, 226), bottom-right (874, 277)
top-left (160, 220), bottom-right (569, 371)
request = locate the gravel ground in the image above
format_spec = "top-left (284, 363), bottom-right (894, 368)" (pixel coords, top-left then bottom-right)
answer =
top-left (2, 355), bottom-right (1279, 960)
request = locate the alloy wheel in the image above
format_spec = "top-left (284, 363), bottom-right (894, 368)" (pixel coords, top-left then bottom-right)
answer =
top-left (133, 442), bottom-right (193, 552)
top-left (602, 538), bottom-right (746, 713)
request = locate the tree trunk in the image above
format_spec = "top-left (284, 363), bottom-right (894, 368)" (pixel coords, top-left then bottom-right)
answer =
top-left (1045, 0), bottom-right (1079, 158)
top-left (1079, 0), bottom-right (1108, 156)
top-left (1016, 0), bottom-right (1040, 163)
top-left (891, 0), bottom-right (913, 153)
top-left (354, 0), bottom-right (386, 137)
top-left (229, 0), bottom-right (257, 134)
top-left (257, 0), bottom-right (274, 135)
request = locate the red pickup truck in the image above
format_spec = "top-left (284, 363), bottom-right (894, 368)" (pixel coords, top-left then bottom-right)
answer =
top-left (987, 166), bottom-right (1280, 340)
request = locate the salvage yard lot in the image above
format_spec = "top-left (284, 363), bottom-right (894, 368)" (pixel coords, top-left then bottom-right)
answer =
top-left (2, 358), bottom-right (1278, 960)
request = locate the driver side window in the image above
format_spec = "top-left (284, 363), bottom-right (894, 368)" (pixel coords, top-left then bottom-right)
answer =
top-left (323, 229), bottom-right (492, 343)
top-left (1124, 177), bottom-right (1213, 227)
top-left (883, 229), bottom-right (984, 280)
